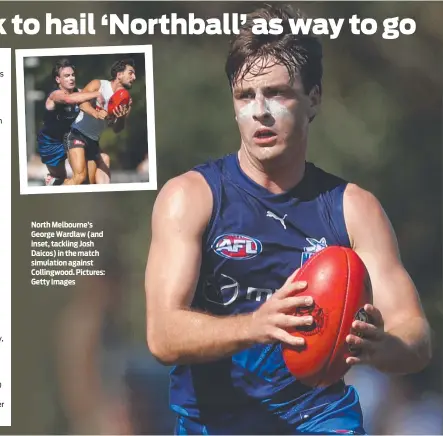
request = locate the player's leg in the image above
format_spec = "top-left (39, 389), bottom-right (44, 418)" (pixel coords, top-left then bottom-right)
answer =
top-left (87, 160), bottom-right (97, 184)
top-left (63, 131), bottom-right (88, 185)
top-left (45, 160), bottom-right (67, 186)
top-left (64, 148), bottom-right (88, 185)
top-left (47, 161), bottom-right (66, 178)
top-left (85, 155), bottom-right (110, 184)
top-left (86, 142), bottom-right (110, 185)
top-left (95, 153), bottom-right (111, 184)
top-left (37, 134), bottom-right (67, 186)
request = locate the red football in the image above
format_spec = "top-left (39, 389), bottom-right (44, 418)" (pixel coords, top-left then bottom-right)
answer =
top-left (107, 88), bottom-right (131, 115)
top-left (282, 246), bottom-right (372, 388)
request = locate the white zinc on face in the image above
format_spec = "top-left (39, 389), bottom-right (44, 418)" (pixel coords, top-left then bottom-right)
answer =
top-left (237, 95), bottom-right (293, 122)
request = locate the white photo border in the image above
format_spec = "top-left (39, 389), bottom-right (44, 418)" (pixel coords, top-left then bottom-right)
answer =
top-left (16, 44), bottom-right (157, 195)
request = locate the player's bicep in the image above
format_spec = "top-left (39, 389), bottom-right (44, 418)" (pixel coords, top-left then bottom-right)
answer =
top-left (344, 184), bottom-right (425, 329)
top-left (80, 80), bottom-right (100, 93)
top-left (146, 218), bottom-right (202, 313)
top-left (78, 80), bottom-right (100, 109)
top-left (145, 173), bottom-right (212, 322)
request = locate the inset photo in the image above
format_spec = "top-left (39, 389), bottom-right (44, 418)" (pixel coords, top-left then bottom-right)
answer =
top-left (16, 45), bottom-right (157, 195)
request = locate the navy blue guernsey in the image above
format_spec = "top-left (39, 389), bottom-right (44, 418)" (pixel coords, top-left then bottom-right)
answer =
top-left (38, 87), bottom-right (80, 143)
top-left (169, 153), bottom-right (363, 433)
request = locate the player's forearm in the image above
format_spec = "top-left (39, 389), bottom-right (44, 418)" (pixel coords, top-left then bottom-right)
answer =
top-left (377, 317), bottom-right (432, 374)
top-left (52, 91), bottom-right (100, 105)
top-left (67, 91), bottom-right (101, 105)
top-left (79, 103), bottom-right (100, 119)
top-left (148, 309), bottom-right (255, 365)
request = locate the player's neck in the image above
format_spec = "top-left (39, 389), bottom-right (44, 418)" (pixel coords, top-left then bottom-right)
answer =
top-left (238, 146), bottom-right (306, 194)
top-left (111, 79), bottom-right (124, 93)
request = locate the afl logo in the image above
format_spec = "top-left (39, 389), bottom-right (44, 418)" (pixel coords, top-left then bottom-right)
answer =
top-left (212, 234), bottom-right (262, 260)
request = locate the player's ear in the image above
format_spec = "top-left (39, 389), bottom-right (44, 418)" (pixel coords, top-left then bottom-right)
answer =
top-left (308, 85), bottom-right (321, 123)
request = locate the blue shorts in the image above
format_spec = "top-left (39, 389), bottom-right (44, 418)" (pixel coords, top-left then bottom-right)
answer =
top-left (173, 387), bottom-right (366, 435)
top-left (174, 415), bottom-right (366, 435)
top-left (37, 132), bottom-right (66, 167)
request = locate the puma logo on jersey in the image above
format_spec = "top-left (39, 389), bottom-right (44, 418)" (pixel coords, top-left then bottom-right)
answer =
top-left (266, 211), bottom-right (287, 229)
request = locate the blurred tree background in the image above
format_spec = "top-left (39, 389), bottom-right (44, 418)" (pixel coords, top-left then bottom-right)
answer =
top-left (4, 1), bottom-right (443, 434)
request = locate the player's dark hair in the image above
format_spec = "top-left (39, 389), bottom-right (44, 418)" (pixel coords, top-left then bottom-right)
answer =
top-left (52, 59), bottom-right (75, 82)
top-left (110, 58), bottom-right (135, 80)
top-left (225, 4), bottom-right (323, 96)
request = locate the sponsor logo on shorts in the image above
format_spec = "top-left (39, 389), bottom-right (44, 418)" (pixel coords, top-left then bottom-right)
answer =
top-left (212, 234), bottom-right (262, 260)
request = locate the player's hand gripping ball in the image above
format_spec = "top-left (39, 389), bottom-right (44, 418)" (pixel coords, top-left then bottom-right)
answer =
top-left (282, 246), bottom-right (372, 387)
top-left (108, 88), bottom-right (132, 118)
